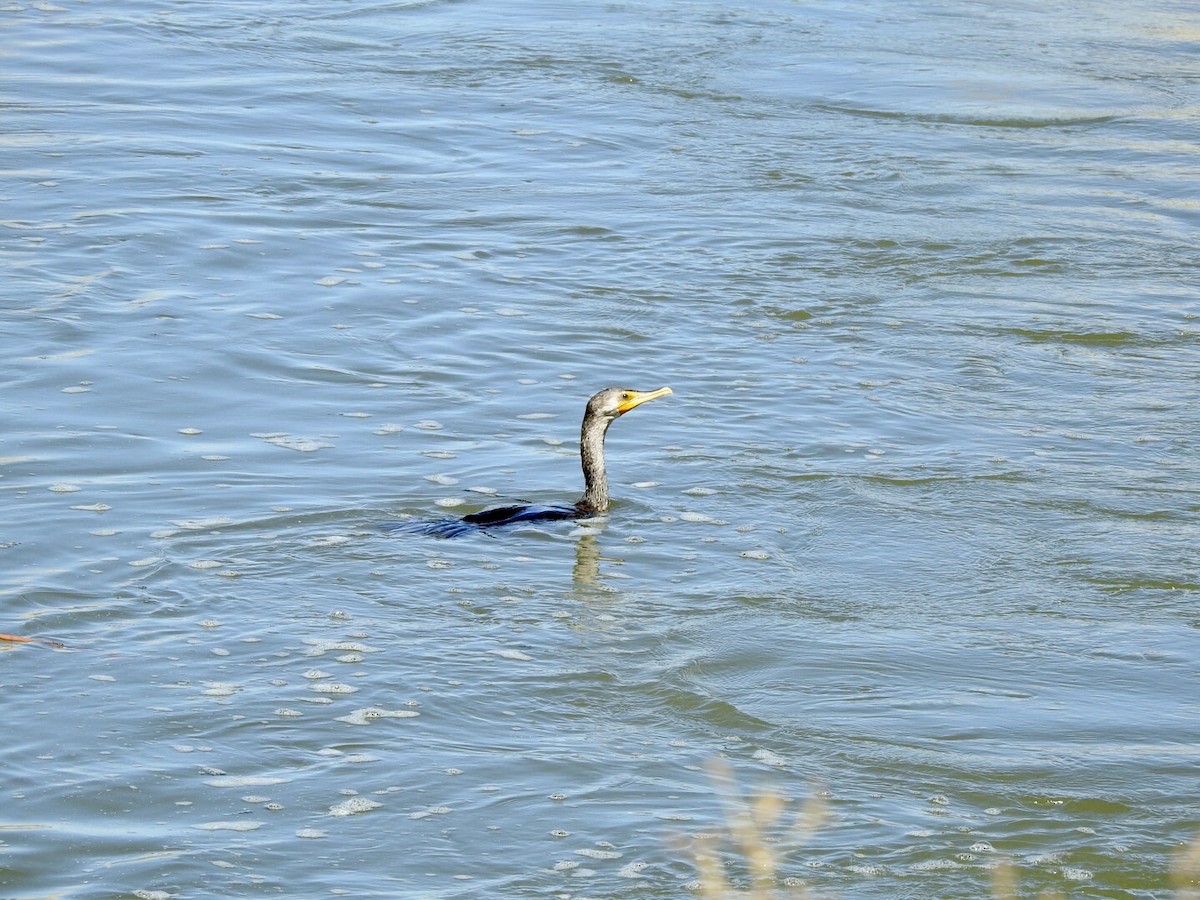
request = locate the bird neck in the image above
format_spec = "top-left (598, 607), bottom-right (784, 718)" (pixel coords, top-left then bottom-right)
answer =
top-left (577, 413), bottom-right (612, 514)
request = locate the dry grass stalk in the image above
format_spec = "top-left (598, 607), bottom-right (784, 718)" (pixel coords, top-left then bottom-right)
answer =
top-left (691, 758), bottom-right (826, 899)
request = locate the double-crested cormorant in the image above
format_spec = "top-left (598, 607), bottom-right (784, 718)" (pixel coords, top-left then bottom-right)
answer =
top-left (384, 386), bottom-right (673, 537)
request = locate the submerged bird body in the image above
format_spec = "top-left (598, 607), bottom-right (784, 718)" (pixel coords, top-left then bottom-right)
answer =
top-left (383, 386), bottom-right (672, 537)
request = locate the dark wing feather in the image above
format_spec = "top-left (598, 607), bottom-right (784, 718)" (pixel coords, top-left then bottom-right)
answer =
top-left (381, 503), bottom-right (579, 539)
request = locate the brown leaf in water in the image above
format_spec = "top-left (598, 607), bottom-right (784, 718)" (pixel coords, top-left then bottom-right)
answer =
top-left (0, 633), bottom-right (66, 649)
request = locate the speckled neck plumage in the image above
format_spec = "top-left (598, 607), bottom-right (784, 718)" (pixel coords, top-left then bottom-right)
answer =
top-left (576, 410), bottom-right (613, 514)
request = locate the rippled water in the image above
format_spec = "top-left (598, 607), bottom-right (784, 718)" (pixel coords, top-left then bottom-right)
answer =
top-left (4, 0), bottom-right (1199, 897)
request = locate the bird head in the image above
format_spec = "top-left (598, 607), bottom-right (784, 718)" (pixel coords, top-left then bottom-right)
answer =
top-left (587, 386), bottom-right (674, 423)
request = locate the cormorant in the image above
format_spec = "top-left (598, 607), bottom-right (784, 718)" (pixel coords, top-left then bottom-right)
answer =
top-left (383, 386), bottom-right (672, 537)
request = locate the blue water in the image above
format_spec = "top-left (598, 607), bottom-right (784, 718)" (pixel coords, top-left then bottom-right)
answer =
top-left (3, 1), bottom-right (1199, 897)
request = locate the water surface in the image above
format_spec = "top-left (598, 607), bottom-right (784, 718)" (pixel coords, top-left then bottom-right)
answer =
top-left (3, 0), bottom-right (1199, 897)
